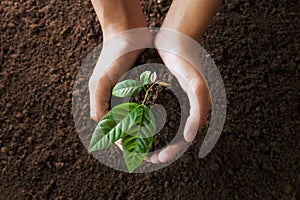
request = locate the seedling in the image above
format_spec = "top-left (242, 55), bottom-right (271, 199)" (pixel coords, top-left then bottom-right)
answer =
top-left (88, 71), bottom-right (169, 173)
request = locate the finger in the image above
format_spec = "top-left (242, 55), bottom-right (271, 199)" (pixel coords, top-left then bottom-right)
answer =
top-left (158, 140), bottom-right (188, 163)
top-left (89, 77), bottom-right (97, 121)
top-left (157, 45), bottom-right (211, 143)
top-left (184, 77), bottom-right (211, 142)
top-left (150, 153), bottom-right (161, 164)
top-left (89, 72), bottom-right (111, 121)
top-left (89, 65), bottom-right (126, 121)
top-left (144, 155), bottom-right (151, 162)
top-left (165, 59), bottom-right (210, 142)
top-left (184, 115), bottom-right (199, 142)
top-left (93, 74), bottom-right (112, 121)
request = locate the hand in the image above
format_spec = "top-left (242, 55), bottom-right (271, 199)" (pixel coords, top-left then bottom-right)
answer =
top-left (144, 29), bottom-right (211, 163)
top-left (89, 30), bottom-right (152, 121)
top-left (90, 0), bottom-right (219, 163)
top-left (89, 0), bottom-right (151, 122)
top-left (143, 0), bottom-right (221, 164)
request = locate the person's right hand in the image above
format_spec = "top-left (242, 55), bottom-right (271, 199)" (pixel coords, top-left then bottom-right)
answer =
top-left (88, 31), bottom-right (151, 121)
top-left (89, 0), bottom-right (151, 122)
top-left (88, 29), bottom-right (152, 150)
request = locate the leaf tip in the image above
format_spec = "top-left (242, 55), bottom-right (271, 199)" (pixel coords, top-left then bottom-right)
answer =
top-left (158, 81), bottom-right (170, 86)
top-left (112, 87), bottom-right (119, 97)
top-left (87, 148), bottom-right (92, 154)
top-left (127, 166), bottom-right (136, 173)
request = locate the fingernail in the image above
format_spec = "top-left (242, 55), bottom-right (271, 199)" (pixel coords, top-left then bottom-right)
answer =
top-left (158, 151), bottom-right (169, 163)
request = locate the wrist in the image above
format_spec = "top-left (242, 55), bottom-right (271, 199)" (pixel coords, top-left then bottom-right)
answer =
top-left (161, 0), bottom-right (222, 43)
top-left (91, 0), bottom-right (146, 40)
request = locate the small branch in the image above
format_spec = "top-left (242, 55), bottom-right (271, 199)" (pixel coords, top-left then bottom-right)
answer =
top-left (142, 85), bottom-right (147, 92)
top-left (142, 83), bottom-right (156, 105)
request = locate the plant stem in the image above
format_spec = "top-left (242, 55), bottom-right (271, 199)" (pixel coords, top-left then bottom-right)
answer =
top-left (142, 85), bottom-right (147, 92)
top-left (142, 83), bottom-right (156, 105)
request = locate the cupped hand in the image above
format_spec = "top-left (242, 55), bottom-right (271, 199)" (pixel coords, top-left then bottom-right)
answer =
top-left (89, 29), bottom-right (152, 122)
top-left (145, 29), bottom-right (211, 163)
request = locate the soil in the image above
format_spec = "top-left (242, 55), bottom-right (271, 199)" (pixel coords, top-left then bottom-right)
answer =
top-left (130, 83), bottom-right (183, 152)
top-left (1, 0), bottom-right (299, 199)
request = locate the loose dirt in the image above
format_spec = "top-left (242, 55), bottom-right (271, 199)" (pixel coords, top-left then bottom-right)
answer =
top-left (1, 0), bottom-right (299, 199)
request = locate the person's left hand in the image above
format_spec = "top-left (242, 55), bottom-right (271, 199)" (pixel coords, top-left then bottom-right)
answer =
top-left (144, 30), bottom-right (211, 163)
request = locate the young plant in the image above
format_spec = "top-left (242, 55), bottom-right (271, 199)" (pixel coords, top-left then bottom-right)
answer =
top-left (88, 71), bottom-right (169, 173)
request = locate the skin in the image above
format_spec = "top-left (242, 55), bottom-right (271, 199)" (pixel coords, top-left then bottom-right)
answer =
top-left (89, 0), bottom-right (152, 121)
top-left (89, 0), bottom-right (222, 163)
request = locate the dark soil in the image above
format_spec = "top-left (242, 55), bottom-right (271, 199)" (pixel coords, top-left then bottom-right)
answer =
top-left (1, 0), bottom-right (299, 199)
top-left (130, 83), bottom-right (182, 152)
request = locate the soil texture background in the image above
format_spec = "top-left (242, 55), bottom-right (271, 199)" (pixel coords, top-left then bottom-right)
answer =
top-left (1, 0), bottom-right (299, 199)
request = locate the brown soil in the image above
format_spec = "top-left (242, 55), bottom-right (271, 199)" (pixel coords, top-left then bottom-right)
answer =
top-left (130, 83), bottom-right (182, 152)
top-left (1, 0), bottom-right (299, 199)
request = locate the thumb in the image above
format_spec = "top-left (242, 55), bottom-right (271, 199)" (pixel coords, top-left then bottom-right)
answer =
top-left (89, 74), bottom-right (112, 121)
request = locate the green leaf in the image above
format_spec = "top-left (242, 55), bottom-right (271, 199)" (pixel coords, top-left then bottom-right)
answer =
top-left (122, 106), bottom-right (156, 173)
top-left (123, 151), bottom-right (147, 173)
top-left (140, 71), bottom-right (151, 85)
top-left (88, 102), bottom-right (140, 153)
top-left (112, 80), bottom-right (143, 97)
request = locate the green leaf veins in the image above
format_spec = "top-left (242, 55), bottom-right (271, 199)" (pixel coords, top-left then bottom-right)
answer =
top-left (140, 70), bottom-right (151, 85)
top-left (112, 79), bottom-right (143, 97)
